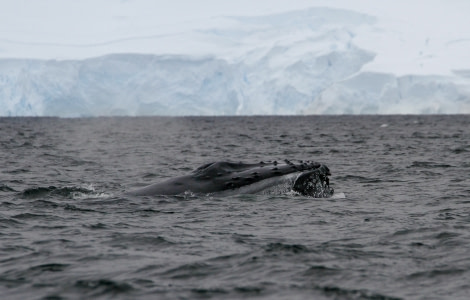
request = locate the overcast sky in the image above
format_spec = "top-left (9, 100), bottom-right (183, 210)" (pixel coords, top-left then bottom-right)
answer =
top-left (1, 0), bottom-right (469, 75)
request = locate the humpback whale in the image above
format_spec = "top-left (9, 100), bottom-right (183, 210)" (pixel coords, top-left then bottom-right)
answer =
top-left (128, 160), bottom-right (334, 198)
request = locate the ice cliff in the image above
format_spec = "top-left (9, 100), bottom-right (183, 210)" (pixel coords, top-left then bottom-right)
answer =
top-left (1, 7), bottom-right (469, 116)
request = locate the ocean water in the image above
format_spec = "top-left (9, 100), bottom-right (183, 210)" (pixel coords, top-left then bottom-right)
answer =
top-left (1, 115), bottom-right (469, 300)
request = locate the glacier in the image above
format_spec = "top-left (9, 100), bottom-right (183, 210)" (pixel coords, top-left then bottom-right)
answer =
top-left (1, 7), bottom-right (469, 116)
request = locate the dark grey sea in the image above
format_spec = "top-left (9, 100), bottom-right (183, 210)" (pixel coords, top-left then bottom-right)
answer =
top-left (1, 115), bottom-right (469, 299)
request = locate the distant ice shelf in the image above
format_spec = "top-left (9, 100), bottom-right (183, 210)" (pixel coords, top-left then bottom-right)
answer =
top-left (1, 7), bottom-right (469, 116)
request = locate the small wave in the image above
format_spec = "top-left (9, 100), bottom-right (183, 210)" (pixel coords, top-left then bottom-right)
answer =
top-left (29, 199), bottom-right (60, 209)
top-left (0, 262), bottom-right (70, 288)
top-left (83, 222), bottom-right (108, 230)
top-left (191, 285), bottom-right (264, 297)
top-left (21, 186), bottom-right (55, 198)
top-left (407, 161), bottom-right (453, 168)
top-left (264, 242), bottom-right (310, 254)
top-left (314, 285), bottom-right (402, 300)
top-left (161, 262), bottom-right (217, 280)
top-left (433, 231), bottom-right (463, 247)
top-left (4, 168), bottom-right (30, 174)
top-left (406, 268), bottom-right (465, 279)
top-left (191, 287), bottom-right (229, 296)
top-left (0, 184), bottom-right (15, 192)
top-left (20, 184), bottom-right (110, 199)
top-left (28, 263), bottom-right (69, 274)
top-left (64, 204), bottom-right (101, 213)
top-left (303, 265), bottom-right (341, 277)
top-left (10, 213), bottom-right (63, 221)
top-left (74, 279), bottom-right (134, 296)
top-left (233, 285), bottom-right (264, 295)
top-left (0, 216), bottom-right (24, 227)
top-left (106, 232), bottom-right (175, 251)
top-left (335, 175), bottom-right (382, 183)
top-left (450, 145), bottom-right (469, 154)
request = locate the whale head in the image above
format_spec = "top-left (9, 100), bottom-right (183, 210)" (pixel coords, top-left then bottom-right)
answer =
top-left (128, 160), bottom-right (334, 198)
top-left (191, 160), bottom-right (334, 197)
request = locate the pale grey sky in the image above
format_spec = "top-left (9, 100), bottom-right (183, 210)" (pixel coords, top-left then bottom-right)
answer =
top-left (1, 0), bottom-right (469, 75)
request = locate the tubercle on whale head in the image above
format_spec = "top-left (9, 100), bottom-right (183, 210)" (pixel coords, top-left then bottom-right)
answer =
top-left (319, 164), bottom-right (331, 176)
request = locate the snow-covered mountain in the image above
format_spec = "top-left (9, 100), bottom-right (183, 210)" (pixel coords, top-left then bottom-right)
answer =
top-left (1, 6), bottom-right (469, 116)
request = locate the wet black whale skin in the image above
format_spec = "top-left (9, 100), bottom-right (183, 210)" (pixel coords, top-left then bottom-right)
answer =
top-left (128, 160), bottom-right (333, 197)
